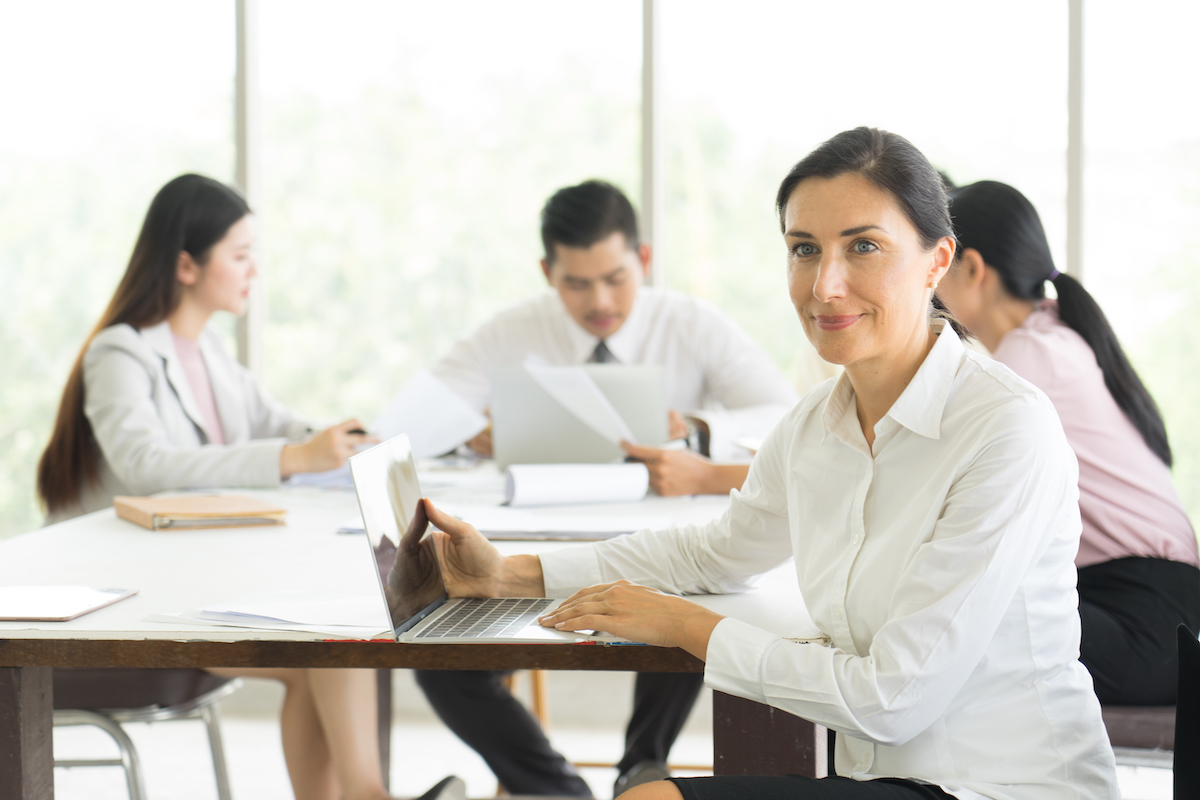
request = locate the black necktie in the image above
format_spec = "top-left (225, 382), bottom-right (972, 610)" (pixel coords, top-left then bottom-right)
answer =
top-left (589, 340), bottom-right (617, 363)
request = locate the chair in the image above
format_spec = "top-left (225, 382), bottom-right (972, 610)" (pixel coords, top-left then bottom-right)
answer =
top-left (1176, 624), bottom-right (1199, 799)
top-left (52, 668), bottom-right (241, 800)
top-left (1101, 704), bottom-right (1175, 768)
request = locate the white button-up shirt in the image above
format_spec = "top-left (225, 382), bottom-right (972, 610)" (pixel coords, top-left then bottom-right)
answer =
top-left (542, 322), bottom-right (1118, 800)
top-left (431, 287), bottom-right (799, 459)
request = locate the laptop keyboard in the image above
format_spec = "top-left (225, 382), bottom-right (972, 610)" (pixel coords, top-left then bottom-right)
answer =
top-left (415, 598), bottom-right (557, 640)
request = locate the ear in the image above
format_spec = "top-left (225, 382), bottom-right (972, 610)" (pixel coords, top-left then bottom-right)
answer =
top-left (176, 250), bottom-right (201, 287)
top-left (637, 242), bottom-right (652, 280)
top-left (929, 236), bottom-right (955, 288)
top-left (539, 258), bottom-right (553, 284)
top-left (958, 248), bottom-right (988, 289)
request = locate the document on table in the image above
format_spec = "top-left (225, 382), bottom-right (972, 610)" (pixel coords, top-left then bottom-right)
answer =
top-left (523, 358), bottom-right (636, 444)
top-left (338, 501), bottom-right (667, 541)
top-left (147, 590), bottom-right (390, 638)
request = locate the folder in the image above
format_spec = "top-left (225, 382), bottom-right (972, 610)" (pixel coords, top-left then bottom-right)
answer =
top-left (113, 495), bottom-right (287, 531)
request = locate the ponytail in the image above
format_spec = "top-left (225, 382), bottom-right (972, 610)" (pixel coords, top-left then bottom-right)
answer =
top-left (948, 180), bottom-right (1171, 466)
top-left (931, 292), bottom-right (970, 340)
top-left (1051, 271), bottom-right (1172, 466)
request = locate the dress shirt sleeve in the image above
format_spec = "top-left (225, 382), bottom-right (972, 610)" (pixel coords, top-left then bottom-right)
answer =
top-left (705, 393), bottom-right (1081, 747)
top-left (541, 409), bottom-right (797, 596)
top-left (686, 303), bottom-right (800, 460)
top-left (84, 335), bottom-right (286, 495)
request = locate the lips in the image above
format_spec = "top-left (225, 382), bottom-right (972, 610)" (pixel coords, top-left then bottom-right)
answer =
top-left (814, 314), bottom-right (863, 331)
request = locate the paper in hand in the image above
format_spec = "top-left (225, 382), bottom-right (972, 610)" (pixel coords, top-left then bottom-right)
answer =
top-left (373, 370), bottom-right (489, 458)
top-left (522, 359), bottom-right (636, 444)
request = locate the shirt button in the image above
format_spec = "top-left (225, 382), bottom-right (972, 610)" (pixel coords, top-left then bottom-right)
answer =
top-left (834, 608), bottom-right (843, 619)
top-left (851, 534), bottom-right (861, 546)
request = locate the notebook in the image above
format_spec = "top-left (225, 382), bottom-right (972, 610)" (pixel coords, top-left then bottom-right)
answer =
top-left (0, 586), bottom-right (138, 621)
top-left (113, 495), bottom-right (287, 531)
top-left (348, 435), bottom-right (582, 644)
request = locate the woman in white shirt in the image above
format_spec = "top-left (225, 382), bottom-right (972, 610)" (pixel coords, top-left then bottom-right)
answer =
top-left (37, 174), bottom-right (461, 800)
top-left (419, 129), bottom-right (1119, 799)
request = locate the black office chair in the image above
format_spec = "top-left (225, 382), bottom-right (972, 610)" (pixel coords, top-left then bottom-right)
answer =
top-left (52, 667), bottom-right (240, 800)
top-left (1176, 624), bottom-right (1199, 799)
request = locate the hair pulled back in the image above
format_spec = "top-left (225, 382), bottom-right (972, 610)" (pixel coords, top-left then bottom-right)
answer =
top-left (775, 127), bottom-right (965, 337)
top-left (37, 174), bottom-right (251, 514)
top-left (949, 180), bottom-right (1171, 466)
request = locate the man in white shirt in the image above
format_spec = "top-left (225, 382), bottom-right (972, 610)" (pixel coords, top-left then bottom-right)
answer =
top-left (417, 180), bottom-right (800, 797)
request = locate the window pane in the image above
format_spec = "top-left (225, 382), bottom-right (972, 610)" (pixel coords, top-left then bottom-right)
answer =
top-left (1084, 1), bottom-right (1200, 518)
top-left (0, 1), bottom-right (234, 538)
top-left (661, 0), bottom-right (1068, 386)
top-left (259, 0), bottom-right (641, 421)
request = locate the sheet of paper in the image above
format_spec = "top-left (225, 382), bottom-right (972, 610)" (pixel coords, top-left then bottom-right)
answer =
top-left (522, 360), bottom-right (636, 444)
top-left (373, 370), bottom-right (489, 458)
top-left (145, 611), bottom-right (389, 639)
top-left (504, 463), bottom-right (649, 507)
top-left (185, 590), bottom-right (389, 630)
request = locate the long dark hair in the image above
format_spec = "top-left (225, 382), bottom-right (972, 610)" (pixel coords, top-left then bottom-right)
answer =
top-left (37, 174), bottom-right (251, 514)
top-left (775, 127), bottom-right (967, 338)
top-left (948, 180), bottom-right (1172, 466)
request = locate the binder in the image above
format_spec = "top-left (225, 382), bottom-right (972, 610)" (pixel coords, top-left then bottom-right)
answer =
top-left (113, 495), bottom-right (287, 531)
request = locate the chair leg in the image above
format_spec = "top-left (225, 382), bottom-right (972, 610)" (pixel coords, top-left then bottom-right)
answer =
top-left (528, 670), bottom-right (550, 728)
top-left (200, 703), bottom-right (234, 800)
top-left (53, 709), bottom-right (147, 800)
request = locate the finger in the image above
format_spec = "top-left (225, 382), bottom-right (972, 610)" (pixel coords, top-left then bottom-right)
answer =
top-left (620, 441), bottom-right (660, 462)
top-left (423, 499), bottom-right (480, 540)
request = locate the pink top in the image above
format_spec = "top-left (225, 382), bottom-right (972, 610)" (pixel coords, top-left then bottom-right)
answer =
top-left (992, 302), bottom-right (1197, 568)
top-left (172, 333), bottom-right (227, 446)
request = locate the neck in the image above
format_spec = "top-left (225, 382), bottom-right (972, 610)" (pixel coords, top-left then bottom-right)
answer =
top-left (167, 297), bottom-right (213, 341)
top-left (845, 321), bottom-right (938, 448)
top-left (976, 295), bottom-right (1037, 352)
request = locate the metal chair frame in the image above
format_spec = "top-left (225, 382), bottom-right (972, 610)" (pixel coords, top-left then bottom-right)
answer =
top-left (53, 678), bottom-right (242, 800)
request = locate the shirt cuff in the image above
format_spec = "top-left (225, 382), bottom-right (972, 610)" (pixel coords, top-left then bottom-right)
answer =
top-left (538, 545), bottom-right (604, 598)
top-left (702, 616), bottom-right (782, 704)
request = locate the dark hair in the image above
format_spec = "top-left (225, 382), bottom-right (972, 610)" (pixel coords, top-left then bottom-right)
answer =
top-left (37, 174), bottom-right (251, 514)
top-left (775, 127), bottom-right (967, 338)
top-left (540, 179), bottom-right (639, 264)
top-left (949, 180), bottom-right (1172, 466)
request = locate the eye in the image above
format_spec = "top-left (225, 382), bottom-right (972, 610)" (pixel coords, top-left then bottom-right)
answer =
top-left (852, 240), bottom-right (877, 254)
top-left (792, 242), bottom-right (817, 257)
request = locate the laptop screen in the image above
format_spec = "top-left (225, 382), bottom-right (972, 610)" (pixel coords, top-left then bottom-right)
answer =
top-left (348, 435), bottom-right (448, 639)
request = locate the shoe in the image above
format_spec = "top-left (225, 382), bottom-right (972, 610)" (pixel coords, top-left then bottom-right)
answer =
top-left (613, 760), bottom-right (670, 797)
top-left (413, 775), bottom-right (467, 800)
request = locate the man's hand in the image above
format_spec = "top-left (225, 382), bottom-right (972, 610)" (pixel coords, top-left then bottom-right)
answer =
top-left (467, 411), bottom-right (493, 457)
top-left (425, 499), bottom-right (545, 598)
top-left (667, 409), bottom-right (689, 441)
top-left (622, 442), bottom-right (748, 496)
top-left (538, 580), bottom-right (724, 660)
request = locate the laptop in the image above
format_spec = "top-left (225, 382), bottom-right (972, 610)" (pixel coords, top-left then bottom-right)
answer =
top-left (491, 364), bottom-right (667, 470)
top-left (348, 435), bottom-right (581, 643)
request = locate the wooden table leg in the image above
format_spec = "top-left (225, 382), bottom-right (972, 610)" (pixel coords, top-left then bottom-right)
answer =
top-left (712, 691), bottom-right (826, 778)
top-left (0, 666), bottom-right (54, 800)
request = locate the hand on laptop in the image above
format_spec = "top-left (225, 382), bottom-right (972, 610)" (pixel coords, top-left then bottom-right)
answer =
top-left (538, 579), bottom-right (724, 660)
top-left (280, 419), bottom-right (378, 478)
top-left (424, 499), bottom-right (546, 598)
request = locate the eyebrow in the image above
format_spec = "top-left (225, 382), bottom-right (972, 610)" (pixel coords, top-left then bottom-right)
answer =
top-left (784, 224), bottom-right (887, 239)
top-left (564, 266), bottom-right (626, 283)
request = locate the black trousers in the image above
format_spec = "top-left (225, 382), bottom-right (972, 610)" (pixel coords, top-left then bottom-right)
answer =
top-left (669, 775), bottom-right (955, 800)
top-left (415, 669), bottom-right (704, 796)
top-left (1078, 556), bottom-right (1200, 705)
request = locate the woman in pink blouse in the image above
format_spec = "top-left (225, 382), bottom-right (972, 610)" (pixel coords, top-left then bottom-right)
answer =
top-left (937, 179), bottom-right (1200, 705)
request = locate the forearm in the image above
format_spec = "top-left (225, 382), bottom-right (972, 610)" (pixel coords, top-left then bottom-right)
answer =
top-left (499, 554), bottom-right (546, 597)
top-left (702, 463), bottom-right (751, 495)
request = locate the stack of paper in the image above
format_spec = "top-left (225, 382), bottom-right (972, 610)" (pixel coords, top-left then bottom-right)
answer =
top-left (148, 590), bottom-right (390, 638)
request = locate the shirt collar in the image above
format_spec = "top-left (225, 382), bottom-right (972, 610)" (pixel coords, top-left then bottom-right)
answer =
top-left (822, 319), bottom-right (965, 444)
top-left (557, 287), bottom-right (648, 364)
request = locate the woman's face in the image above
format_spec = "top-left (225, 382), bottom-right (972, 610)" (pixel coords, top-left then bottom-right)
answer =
top-left (783, 173), bottom-right (953, 369)
top-left (183, 215), bottom-right (257, 316)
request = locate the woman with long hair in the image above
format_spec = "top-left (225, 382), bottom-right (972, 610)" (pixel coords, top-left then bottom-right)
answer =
top-left (937, 179), bottom-right (1200, 706)
top-left (37, 174), bottom-right (462, 800)
top-left (416, 129), bottom-right (1119, 799)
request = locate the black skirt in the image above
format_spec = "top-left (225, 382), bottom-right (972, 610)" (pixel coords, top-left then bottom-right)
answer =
top-left (1078, 555), bottom-right (1200, 705)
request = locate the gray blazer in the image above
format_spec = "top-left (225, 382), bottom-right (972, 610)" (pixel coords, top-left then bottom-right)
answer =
top-left (52, 321), bottom-right (316, 523)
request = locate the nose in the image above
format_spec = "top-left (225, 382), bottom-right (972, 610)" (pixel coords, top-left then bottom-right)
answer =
top-left (590, 281), bottom-right (616, 311)
top-left (247, 256), bottom-right (259, 280)
top-left (811, 253), bottom-right (848, 304)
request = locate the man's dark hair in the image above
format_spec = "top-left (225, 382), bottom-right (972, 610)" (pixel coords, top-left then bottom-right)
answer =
top-left (540, 179), bottom-right (639, 264)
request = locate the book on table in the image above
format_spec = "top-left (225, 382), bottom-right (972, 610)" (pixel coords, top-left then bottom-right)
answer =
top-left (113, 495), bottom-right (288, 531)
